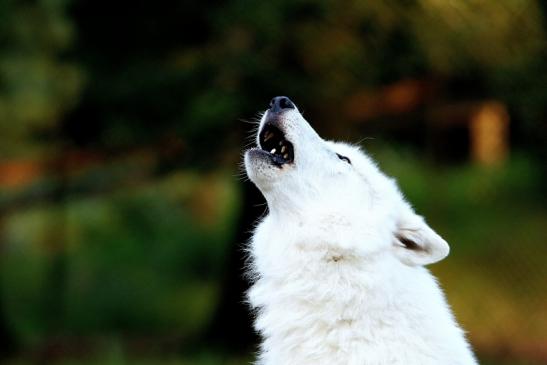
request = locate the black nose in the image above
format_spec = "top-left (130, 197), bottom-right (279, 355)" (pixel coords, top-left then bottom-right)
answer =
top-left (269, 96), bottom-right (295, 113)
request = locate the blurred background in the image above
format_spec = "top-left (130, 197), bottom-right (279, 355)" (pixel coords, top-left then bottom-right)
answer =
top-left (0, 0), bottom-right (546, 364)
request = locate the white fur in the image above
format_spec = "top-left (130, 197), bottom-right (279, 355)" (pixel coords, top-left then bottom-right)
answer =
top-left (244, 105), bottom-right (478, 365)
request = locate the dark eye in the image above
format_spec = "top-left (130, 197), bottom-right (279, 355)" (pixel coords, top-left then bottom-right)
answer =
top-left (336, 153), bottom-right (351, 164)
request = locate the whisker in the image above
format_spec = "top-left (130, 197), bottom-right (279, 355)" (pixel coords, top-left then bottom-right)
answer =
top-left (357, 136), bottom-right (375, 145)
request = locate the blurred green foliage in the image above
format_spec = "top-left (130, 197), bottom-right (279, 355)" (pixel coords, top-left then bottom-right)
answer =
top-left (0, 0), bottom-right (82, 157)
top-left (2, 172), bottom-right (239, 343)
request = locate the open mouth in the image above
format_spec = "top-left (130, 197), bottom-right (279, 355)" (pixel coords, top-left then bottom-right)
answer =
top-left (259, 123), bottom-right (294, 166)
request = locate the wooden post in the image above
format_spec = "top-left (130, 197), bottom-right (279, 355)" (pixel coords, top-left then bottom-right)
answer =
top-left (470, 102), bottom-right (509, 165)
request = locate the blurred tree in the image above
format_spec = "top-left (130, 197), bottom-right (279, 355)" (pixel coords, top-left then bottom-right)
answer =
top-left (0, 0), bottom-right (81, 358)
top-left (0, 219), bottom-right (16, 358)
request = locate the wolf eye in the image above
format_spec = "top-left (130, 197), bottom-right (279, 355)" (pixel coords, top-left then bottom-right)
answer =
top-left (336, 153), bottom-right (351, 164)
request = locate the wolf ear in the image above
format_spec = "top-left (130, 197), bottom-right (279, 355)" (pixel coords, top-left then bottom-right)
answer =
top-left (392, 212), bottom-right (450, 266)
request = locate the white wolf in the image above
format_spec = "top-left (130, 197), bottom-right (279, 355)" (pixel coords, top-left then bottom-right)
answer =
top-left (243, 96), bottom-right (477, 365)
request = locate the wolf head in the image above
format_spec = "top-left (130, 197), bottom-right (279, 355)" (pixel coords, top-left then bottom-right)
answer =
top-left (244, 96), bottom-right (449, 266)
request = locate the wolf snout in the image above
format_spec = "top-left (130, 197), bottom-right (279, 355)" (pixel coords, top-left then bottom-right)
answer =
top-left (269, 96), bottom-right (296, 113)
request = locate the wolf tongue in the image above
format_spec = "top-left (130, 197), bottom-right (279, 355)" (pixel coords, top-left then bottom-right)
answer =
top-left (271, 154), bottom-right (286, 165)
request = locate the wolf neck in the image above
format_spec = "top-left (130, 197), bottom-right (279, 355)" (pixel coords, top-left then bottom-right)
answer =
top-left (264, 198), bottom-right (314, 223)
top-left (251, 211), bottom-right (394, 282)
top-left (264, 194), bottom-right (359, 226)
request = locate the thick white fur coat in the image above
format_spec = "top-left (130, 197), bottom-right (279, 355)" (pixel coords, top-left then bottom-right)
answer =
top-left (244, 101), bottom-right (477, 365)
